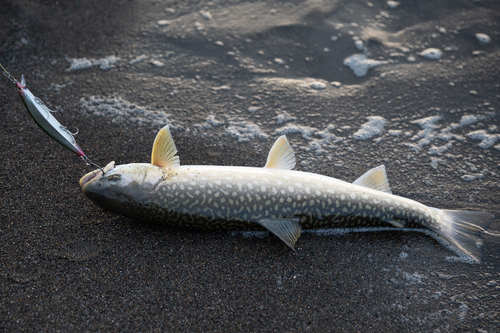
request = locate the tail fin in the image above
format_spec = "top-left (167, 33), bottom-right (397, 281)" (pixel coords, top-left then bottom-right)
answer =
top-left (430, 209), bottom-right (494, 263)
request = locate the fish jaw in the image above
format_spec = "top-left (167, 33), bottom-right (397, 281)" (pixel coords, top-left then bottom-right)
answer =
top-left (80, 163), bottom-right (165, 214)
top-left (79, 161), bottom-right (116, 188)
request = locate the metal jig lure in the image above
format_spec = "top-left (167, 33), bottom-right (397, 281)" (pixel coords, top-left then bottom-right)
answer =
top-left (1, 64), bottom-right (104, 173)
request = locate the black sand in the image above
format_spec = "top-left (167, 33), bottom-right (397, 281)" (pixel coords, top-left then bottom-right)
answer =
top-left (1, 1), bottom-right (500, 331)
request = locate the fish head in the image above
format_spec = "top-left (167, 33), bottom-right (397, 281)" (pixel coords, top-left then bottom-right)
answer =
top-left (80, 162), bottom-right (165, 214)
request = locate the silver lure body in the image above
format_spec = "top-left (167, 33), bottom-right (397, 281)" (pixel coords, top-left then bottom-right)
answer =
top-left (80, 126), bottom-right (493, 261)
top-left (16, 75), bottom-right (85, 156)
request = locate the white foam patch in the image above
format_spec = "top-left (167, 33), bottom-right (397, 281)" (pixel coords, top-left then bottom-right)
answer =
top-left (419, 48), bottom-right (442, 60)
top-left (475, 33), bottom-right (491, 44)
top-left (225, 121), bottom-right (269, 142)
top-left (275, 124), bottom-right (344, 154)
top-left (353, 116), bottom-right (387, 140)
top-left (466, 130), bottom-right (500, 148)
top-left (275, 124), bottom-right (317, 139)
top-left (403, 272), bottom-right (424, 284)
top-left (343, 54), bottom-right (388, 77)
top-left (309, 125), bottom-right (345, 154)
top-left (405, 115), bottom-right (442, 151)
top-left (66, 56), bottom-right (120, 71)
top-left (428, 142), bottom-right (452, 155)
top-left (78, 95), bottom-right (172, 126)
top-left (459, 113), bottom-right (495, 126)
top-left (275, 112), bottom-right (297, 125)
top-left (129, 55), bottom-right (148, 65)
top-left (437, 126), bottom-right (465, 142)
top-left (461, 174), bottom-right (485, 181)
top-left (193, 115), bottom-right (225, 130)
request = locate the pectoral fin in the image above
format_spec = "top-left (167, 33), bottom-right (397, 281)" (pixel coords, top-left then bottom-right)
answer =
top-left (151, 125), bottom-right (180, 168)
top-left (256, 217), bottom-right (302, 250)
top-left (353, 165), bottom-right (392, 194)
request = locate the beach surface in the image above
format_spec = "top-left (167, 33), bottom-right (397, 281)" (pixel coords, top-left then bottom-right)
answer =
top-left (1, 0), bottom-right (500, 331)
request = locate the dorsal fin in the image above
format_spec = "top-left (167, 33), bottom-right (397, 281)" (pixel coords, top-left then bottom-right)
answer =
top-left (264, 135), bottom-right (296, 170)
top-left (151, 125), bottom-right (180, 168)
top-left (353, 165), bottom-right (392, 194)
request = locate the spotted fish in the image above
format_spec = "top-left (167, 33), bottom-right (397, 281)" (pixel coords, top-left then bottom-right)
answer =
top-left (80, 125), bottom-right (493, 262)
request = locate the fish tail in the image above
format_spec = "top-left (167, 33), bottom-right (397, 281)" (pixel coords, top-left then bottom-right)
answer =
top-left (430, 209), bottom-right (494, 263)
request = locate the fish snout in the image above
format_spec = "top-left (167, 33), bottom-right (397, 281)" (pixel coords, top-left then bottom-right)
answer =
top-left (79, 161), bottom-right (115, 188)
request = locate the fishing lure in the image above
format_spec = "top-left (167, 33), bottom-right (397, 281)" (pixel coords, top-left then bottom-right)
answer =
top-left (1, 64), bottom-right (102, 171)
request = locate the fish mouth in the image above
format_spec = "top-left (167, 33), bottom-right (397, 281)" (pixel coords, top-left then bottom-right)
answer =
top-left (79, 161), bottom-right (115, 188)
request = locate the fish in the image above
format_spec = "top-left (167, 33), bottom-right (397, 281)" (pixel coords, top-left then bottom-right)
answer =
top-left (80, 125), bottom-right (494, 262)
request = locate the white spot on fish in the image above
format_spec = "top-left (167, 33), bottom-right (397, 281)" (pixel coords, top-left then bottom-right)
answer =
top-left (288, 186), bottom-right (294, 193)
top-left (261, 186), bottom-right (267, 192)
top-left (362, 194), bottom-right (369, 199)
top-left (341, 195), bottom-right (346, 200)
top-left (350, 193), bottom-right (356, 199)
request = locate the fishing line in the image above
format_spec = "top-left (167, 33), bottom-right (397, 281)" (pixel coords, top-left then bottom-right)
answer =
top-left (0, 63), bottom-right (18, 84)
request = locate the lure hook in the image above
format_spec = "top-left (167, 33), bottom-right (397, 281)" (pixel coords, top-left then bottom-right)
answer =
top-left (68, 127), bottom-right (79, 136)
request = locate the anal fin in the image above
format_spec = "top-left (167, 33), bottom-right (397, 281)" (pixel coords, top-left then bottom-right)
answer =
top-left (385, 219), bottom-right (405, 228)
top-left (256, 217), bottom-right (302, 250)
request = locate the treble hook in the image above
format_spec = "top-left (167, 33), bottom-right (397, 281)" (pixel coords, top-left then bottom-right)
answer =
top-left (68, 127), bottom-right (79, 136)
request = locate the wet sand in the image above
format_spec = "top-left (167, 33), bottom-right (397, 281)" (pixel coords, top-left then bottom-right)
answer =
top-left (1, 0), bottom-right (500, 331)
